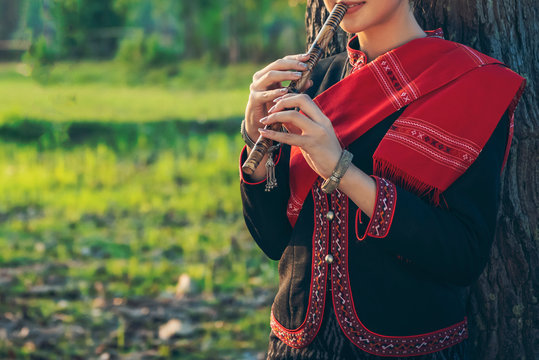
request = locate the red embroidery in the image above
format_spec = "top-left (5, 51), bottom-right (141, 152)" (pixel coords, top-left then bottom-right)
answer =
top-left (275, 180), bottom-right (468, 355)
top-left (369, 52), bottom-right (421, 109)
top-left (271, 178), bottom-right (328, 348)
top-left (346, 40), bottom-right (367, 74)
top-left (330, 190), bottom-right (468, 356)
top-left (387, 117), bottom-right (481, 173)
top-left (357, 177), bottom-right (397, 240)
top-left (287, 193), bottom-right (304, 220)
top-left (426, 28), bottom-right (445, 39)
top-left (348, 30), bottom-right (445, 75)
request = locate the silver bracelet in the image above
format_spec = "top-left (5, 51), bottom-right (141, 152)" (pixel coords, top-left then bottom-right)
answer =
top-left (321, 150), bottom-right (353, 194)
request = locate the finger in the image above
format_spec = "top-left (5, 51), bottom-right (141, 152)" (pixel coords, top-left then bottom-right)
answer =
top-left (258, 127), bottom-right (305, 147)
top-left (270, 79), bottom-right (313, 102)
top-left (250, 87), bottom-right (289, 104)
top-left (253, 57), bottom-right (309, 81)
top-left (272, 94), bottom-right (329, 126)
top-left (252, 70), bottom-right (303, 91)
top-left (260, 110), bottom-right (316, 134)
top-left (272, 92), bottom-right (296, 104)
top-left (283, 53), bottom-right (310, 61)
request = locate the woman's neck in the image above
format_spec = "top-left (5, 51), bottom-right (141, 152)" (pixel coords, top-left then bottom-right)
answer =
top-left (357, 6), bottom-right (425, 62)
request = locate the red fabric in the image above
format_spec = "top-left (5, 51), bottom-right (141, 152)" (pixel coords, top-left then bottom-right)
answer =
top-left (287, 33), bottom-right (525, 226)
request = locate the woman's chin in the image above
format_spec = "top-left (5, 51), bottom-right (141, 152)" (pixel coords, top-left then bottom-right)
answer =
top-left (340, 18), bottom-right (369, 34)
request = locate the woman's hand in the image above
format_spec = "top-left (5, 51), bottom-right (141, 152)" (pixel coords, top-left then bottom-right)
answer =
top-left (258, 93), bottom-right (343, 179)
top-left (259, 93), bottom-right (377, 217)
top-left (243, 54), bottom-right (313, 181)
top-left (244, 54), bottom-right (312, 143)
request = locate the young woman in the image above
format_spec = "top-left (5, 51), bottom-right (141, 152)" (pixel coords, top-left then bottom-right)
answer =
top-left (239, 0), bottom-right (525, 358)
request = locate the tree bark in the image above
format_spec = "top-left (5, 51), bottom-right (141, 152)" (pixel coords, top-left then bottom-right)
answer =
top-left (305, 1), bottom-right (538, 359)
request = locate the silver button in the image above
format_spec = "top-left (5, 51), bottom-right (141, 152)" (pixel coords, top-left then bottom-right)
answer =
top-left (325, 254), bottom-right (334, 264)
top-left (326, 211), bottom-right (335, 221)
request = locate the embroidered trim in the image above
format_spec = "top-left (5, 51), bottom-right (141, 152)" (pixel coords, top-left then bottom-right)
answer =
top-left (346, 37), bottom-right (367, 74)
top-left (271, 178), bottom-right (328, 348)
top-left (426, 28), bottom-right (444, 39)
top-left (357, 176), bottom-right (397, 241)
top-left (368, 52), bottom-right (421, 109)
top-left (276, 169), bottom-right (468, 355)
top-left (329, 190), bottom-right (469, 356)
top-left (239, 145), bottom-right (283, 185)
top-left (354, 208), bottom-right (364, 242)
top-left (287, 193), bottom-right (304, 221)
top-left (386, 52), bottom-right (421, 102)
top-left (386, 117), bottom-right (481, 173)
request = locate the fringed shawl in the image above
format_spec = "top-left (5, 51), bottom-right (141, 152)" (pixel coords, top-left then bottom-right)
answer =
top-left (287, 33), bottom-right (525, 226)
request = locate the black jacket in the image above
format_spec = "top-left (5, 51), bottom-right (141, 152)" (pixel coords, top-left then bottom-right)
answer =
top-left (240, 52), bottom-right (509, 356)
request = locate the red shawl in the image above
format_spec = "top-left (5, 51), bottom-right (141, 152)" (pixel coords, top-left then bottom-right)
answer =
top-left (287, 33), bottom-right (525, 226)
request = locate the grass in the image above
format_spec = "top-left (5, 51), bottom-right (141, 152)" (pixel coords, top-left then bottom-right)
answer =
top-left (0, 60), bottom-right (278, 359)
top-left (0, 61), bottom-right (259, 124)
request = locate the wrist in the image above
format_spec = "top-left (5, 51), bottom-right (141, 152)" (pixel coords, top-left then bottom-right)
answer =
top-left (244, 122), bottom-right (263, 144)
top-left (337, 166), bottom-right (377, 218)
top-left (241, 119), bottom-right (259, 149)
top-left (321, 149), bottom-right (353, 194)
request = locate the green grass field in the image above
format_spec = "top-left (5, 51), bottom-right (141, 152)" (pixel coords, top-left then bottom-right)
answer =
top-left (0, 61), bottom-right (257, 124)
top-left (0, 61), bottom-right (278, 359)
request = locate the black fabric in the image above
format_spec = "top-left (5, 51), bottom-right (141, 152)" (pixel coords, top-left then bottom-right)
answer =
top-left (240, 52), bottom-right (509, 354)
top-left (266, 298), bottom-right (472, 360)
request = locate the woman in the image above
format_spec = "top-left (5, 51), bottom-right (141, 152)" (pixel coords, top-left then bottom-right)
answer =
top-left (239, 0), bottom-right (525, 358)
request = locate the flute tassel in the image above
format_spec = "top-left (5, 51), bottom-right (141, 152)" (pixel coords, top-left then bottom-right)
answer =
top-left (265, 151), bottom-right (278, 192)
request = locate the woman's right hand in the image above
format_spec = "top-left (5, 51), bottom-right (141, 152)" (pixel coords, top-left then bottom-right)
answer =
top-left (244, 53), bottom-right (313, 142)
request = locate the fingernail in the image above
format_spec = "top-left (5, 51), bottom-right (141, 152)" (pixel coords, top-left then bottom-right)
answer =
top-left (279, 87), bottom-right (288, 93)
top-left (273, 95), bottom-right (284, 103)
top-left (258, 128), bottom-right (267, 133)
top-left (299, 62), bottom-right (308, 68)
top-left (268, 105), bottom-right (276, 113)
top-left (259, 116), bottom-right (268, 123)
top-left (293, 72), bottom-right (302, 77)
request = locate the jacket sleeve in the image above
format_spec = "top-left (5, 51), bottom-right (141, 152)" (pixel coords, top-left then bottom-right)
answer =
top-left (239, 54), bottom-right (346, 260)
top-left (239, 144), bottom-right (292, 260)
top-left (355, 112), bottom-right (510, 286)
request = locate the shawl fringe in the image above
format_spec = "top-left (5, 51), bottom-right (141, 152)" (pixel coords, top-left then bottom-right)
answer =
top-left (373, 158), bottom-right (443, 207)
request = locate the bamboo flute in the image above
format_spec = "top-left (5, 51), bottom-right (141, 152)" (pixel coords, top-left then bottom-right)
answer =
top-left (242, 3), bottom-right (348, 175)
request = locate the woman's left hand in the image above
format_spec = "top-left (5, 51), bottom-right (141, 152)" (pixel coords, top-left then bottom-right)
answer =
top-left (259, 93), bottom-right (342, 179)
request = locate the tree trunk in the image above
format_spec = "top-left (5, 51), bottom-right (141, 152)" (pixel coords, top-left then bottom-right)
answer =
top-left (305, 1), bottom-right (538, 359)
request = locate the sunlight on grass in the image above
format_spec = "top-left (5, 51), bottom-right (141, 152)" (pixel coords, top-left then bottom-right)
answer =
top-left (0, 61), bottom-right (259, 123)
top-left (0, 60), bottom-right (278, 358)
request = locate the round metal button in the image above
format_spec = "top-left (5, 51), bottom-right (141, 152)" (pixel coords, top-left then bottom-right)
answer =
top-left (326, 211), bottom-right (335, 221)
top-left (325, 254), bottom-right (334, 264)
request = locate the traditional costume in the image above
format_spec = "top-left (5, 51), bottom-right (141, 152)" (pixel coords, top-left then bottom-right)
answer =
top-left (239, 30), bottom-right (525, 359)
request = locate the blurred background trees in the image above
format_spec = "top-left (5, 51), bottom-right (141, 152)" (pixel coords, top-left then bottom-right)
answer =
top-left (0, 1), bottom-right (310, 358)
top-left (0, 0), bottom-right (307, 68)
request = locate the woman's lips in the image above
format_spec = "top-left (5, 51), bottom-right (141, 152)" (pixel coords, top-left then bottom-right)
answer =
top-left (342, 1), bottom-right (366, 14)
